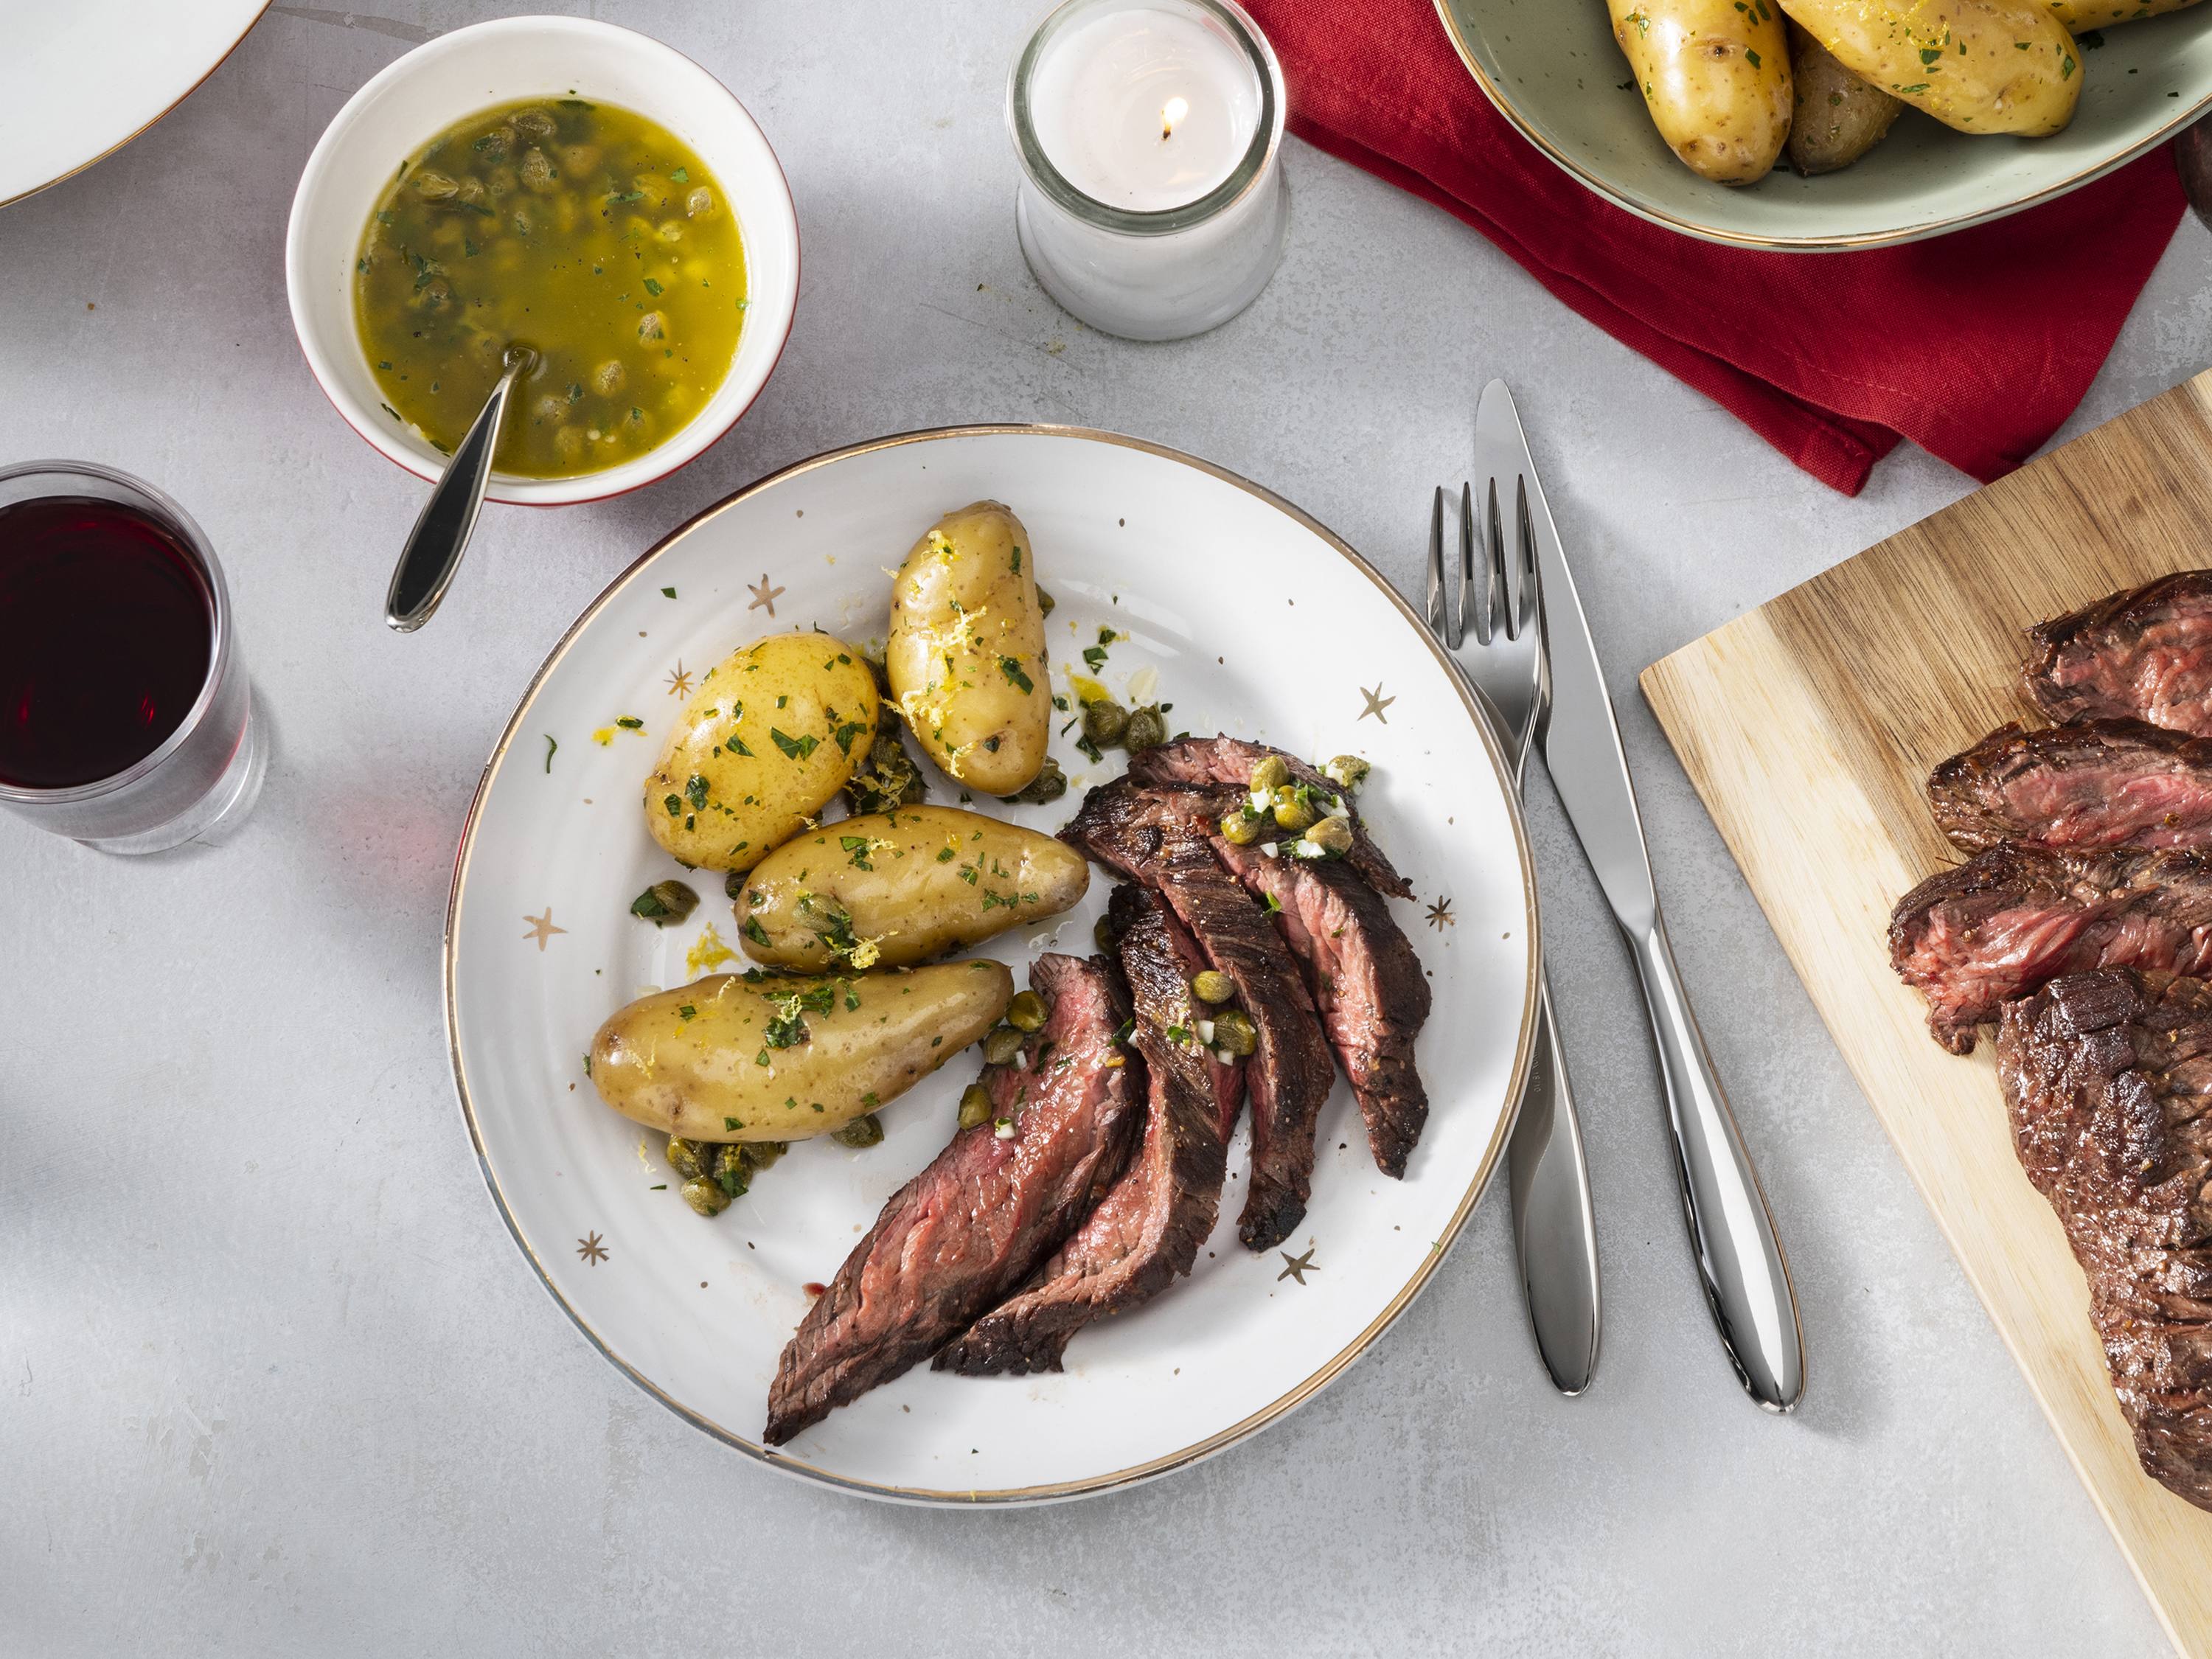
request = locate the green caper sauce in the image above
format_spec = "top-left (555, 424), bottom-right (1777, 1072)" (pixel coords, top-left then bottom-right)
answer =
top-left (354, 98), bottom-right (748, 478)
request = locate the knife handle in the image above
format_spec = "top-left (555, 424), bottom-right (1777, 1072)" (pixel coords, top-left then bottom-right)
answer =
top-left (1624, 906), bottom-right (1805, 1412)
top-left (1507, 973), bottom-right (1601, 1395)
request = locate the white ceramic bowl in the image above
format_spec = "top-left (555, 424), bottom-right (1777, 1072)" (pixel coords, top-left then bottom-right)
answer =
top-left (285, 15), bottom-right (798, 505)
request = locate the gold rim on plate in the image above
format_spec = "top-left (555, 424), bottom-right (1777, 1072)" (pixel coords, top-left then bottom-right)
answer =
top-left (442, 422), bottom-right (1542, 1505)
top-left (1431, 0), bottom-right (2211, 252)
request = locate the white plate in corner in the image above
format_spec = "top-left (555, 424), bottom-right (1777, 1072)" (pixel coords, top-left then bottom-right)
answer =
top-left (0, 1), bottom-right (271, 210)
top-left (444, 425), bottom-right (1539, 1503)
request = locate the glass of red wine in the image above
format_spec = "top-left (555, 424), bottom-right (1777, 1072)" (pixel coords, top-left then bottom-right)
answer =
top-left (0, 461), bottom-right (265, 852)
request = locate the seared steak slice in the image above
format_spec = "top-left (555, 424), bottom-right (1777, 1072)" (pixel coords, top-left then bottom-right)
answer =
top-left (763, 953), bottom-right (1140, 1444)
top-left (1063, 779), bottom-right (1336, 1251)
top-left (1127, 735), bottom-right (1413, 900)
top-left (1997, 971), bottom-right (2212, 1512)
top-left (1888, 844), bottom-right (2212, 1054)
top-left (1930, 720), bottom-right (2212, 854)
top-left (938, 886), bottom-right (1234, 1376)
top-left (2025, 571), bottom-right (2212, 736)
top-left (1186, 793), bottom-right (1433, 1177)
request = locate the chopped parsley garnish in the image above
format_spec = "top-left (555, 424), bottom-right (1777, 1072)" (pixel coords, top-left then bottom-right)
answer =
top-left (770, 728), bottom-right (818, 761)
top-left (841, 835), bottom-right (877, 871)
top-left (685, 773), bottom-right (710, 809)
top-left (741, 915), bottom-right (771, 948)
top-left (543, 734), bottom-right (557, 773)
top-left (998, 657), bottom-right (1034, 694)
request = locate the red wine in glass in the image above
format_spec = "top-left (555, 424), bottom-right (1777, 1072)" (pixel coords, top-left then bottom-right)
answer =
top-left (0, 461), bottom-right (261, 852)
top-left (0, 495), bottom-right (215, 788)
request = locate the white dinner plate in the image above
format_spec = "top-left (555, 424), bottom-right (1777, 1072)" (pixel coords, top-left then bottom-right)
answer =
top-left (0, 1), bottom-right (271, 210)
top-left (445, 425), bottom-right (1539, 1503)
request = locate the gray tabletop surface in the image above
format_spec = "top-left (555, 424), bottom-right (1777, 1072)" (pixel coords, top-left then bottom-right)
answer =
top-left (4, 4), bottom-right (2206, 1655)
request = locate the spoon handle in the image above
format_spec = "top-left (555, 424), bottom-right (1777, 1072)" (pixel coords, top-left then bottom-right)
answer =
top-left (384, 358), bottom-right (528, 632)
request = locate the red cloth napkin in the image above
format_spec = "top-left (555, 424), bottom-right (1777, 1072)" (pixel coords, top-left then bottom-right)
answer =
top-left (1244, 0), bottom-right (2187, 494)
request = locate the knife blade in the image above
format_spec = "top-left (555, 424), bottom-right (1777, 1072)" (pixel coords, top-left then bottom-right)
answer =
top-left (1478, 378), bottom-right (1805, 1413)
top-left (1475, 384), bottom-right (1656, 933)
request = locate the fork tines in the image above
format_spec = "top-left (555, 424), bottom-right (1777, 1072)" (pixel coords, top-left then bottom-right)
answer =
top-left (1427, 475), bottom-right (1537, 650)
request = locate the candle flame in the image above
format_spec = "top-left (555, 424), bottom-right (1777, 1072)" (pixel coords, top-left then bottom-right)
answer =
top-left (1161, 95), bottom-right (1189, 140)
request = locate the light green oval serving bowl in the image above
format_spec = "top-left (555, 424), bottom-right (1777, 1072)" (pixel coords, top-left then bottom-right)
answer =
top-left (1434, 0), bottom-right (2212, 249)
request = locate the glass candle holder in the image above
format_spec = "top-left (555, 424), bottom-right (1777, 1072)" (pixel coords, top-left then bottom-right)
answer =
top-left (1009, 0), bottom-right (1289, 343)
top-left (0, 461), bottom-right (266, 853)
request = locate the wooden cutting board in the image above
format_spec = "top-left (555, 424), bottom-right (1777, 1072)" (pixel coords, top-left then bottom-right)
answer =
top-left (1641, 369), bottom-right (2212, 1658)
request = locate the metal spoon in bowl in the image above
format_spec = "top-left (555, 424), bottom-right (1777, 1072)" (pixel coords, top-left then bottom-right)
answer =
top-left (384, 344), bottom-right (538, 632)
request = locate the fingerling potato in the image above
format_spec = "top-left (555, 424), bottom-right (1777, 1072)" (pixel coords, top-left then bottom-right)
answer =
top-left (1610, 0), bottom-right (1792, 184)
top-left (644, 631), bottom-right (879, 872)
top-left (1787, 22), bottom-right (1902, 173)
top-left (2048, 0), bottom-right (2201, 27)
top-left (590, 960), bottom-right (1015, 1141)
top-left (735, 805), bottom-right (1091, 972)
top-left (888, 501), bottom-right (1051, 796)
top-left (1778, 0), bottom-right (2079, 136)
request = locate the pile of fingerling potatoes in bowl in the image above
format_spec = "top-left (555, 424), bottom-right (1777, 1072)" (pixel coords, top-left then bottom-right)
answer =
top-left (1612, 0), bottom-right (2189, 181)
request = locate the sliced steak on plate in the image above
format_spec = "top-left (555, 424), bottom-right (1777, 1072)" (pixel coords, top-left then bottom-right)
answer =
top-left (2025, 571), bottom-right (2212, 736)
top-left (939, 885), bottom-right (1234, 1376)
top-left (1192, 794), bottom-right (1433, 1178)
top-left (1888, 843), bottom-right (2212, 1054)
top-left (1997, 970), bottom-right (2212, 1512)
top-left (1063, 778), bottom-right (1336, 1251)
top-left (1127, 735), bottom-right (1413, 900)
top-left (763, 953), bottom-right (1141, 1444)
top-left (1930, 719), bottom-right (2212, 854)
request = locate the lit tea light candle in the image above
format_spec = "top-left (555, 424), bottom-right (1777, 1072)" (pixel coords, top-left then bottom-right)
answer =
top-left (1009, 0), bottom-right (1287, 342)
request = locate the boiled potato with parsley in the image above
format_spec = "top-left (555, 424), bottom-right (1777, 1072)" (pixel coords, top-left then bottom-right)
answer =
top-left (2048, 0), bottom-right (2200, 27)
top-left (643, 631), bottom-right (879, 872)
top-left (589, 959), bottom-right (1014, 1142)
top-left (1787, 23), bottom-right (1901, 173)
top-left (1778, 0), bottom-right (2079, 135)
top-left (734, 805), bottom-right (1090, 972)
top-left (1610, 0), bottom-right (1792, 184)
top-left (887, 501), bottom-right (1051, 796)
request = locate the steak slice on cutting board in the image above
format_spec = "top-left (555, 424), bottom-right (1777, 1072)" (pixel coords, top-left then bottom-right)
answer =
top-left (1062, 778), bottom-right (1336, 1251)
top-left (1127, 735), bottom-right (1413, 900)
top-left (2025, 571), bottom-right (2212, 737)
top-left (763, 953), bottom-right (1141, 1445)
top-left (1888, 842), bottom-right (2212, 1054)
top-left (938, 885), bottom-right (1236, 1377)
top-left (1997, 970), bottom-right (2212, 1512)
top-left (1930, 719), bottom-right (2212, 855)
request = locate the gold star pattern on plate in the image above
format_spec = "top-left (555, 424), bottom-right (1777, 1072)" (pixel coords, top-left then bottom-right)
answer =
top-left (1425, 897), bottom-right (1455, 931)
top-left (1358, 683), bottom-right (1394, 723)
top-left (747, 574), bottom-right (785, 616)
top-left (523, 908), bottom-right (566, 951)
top-left (1277, 1245), bottom-right (1318, 1284)
top-left (665, 661), bottom-right (693, 698)
top-left (576, 1231), bottom-right (608, 1265)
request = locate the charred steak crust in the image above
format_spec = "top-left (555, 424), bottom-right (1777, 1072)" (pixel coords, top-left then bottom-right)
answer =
top-left (762, 953), bottom-right (1141, 1444)
top-left (2025, 571), bottom-right (2212, 737)
top-left (938, 886), bottom-right (1232, 1376)
top-left (1930, 718), bottom-right (2212, 855)
top-left (1888, 842), bottom-right (2212, 1054)
top-left (1062, 779), bottom-right (1336, 1251)
top-left (1126, 735), bottom-right (1414, 900)
top-left (1997, 971), bottom-right (2212, 1512)
top-left (1191, 791), bottom-right (1433, 1178)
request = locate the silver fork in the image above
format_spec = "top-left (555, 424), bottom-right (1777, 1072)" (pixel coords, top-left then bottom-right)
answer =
top-left (1427, 481), bottom-right (1602, 1397)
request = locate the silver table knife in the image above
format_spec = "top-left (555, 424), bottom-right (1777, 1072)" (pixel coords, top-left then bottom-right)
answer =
top-left (1478, 379), bottom-right (1806, 1413)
